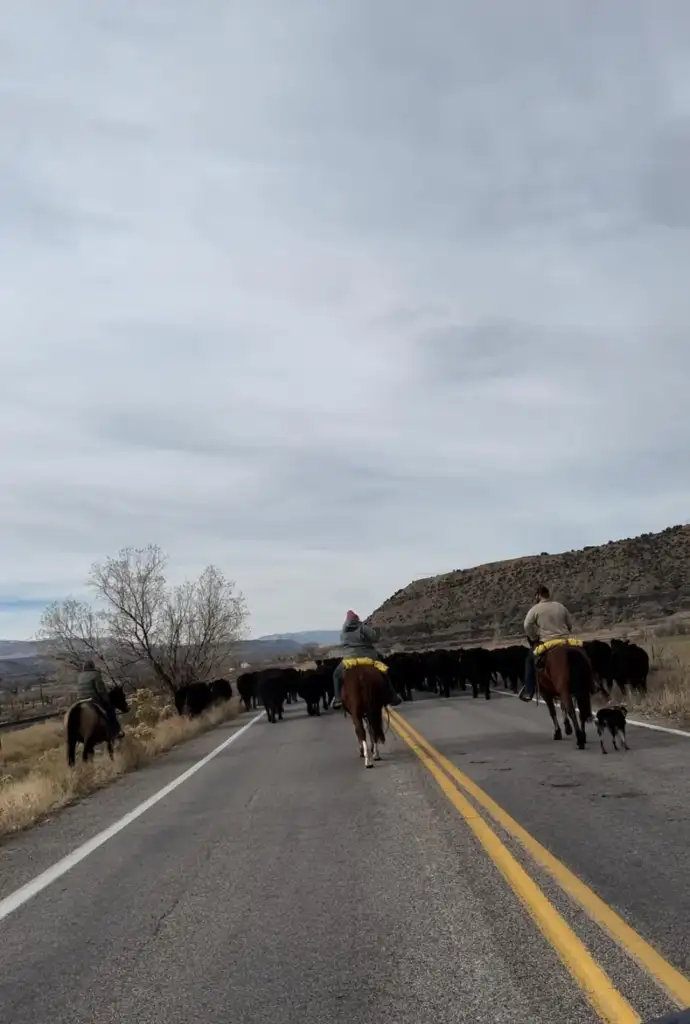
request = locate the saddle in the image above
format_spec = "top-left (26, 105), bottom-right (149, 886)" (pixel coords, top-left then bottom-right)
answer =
top-left (533, 637), bottom-right (583, 658)
top-left (342, 657), bottom-right (389, 673)
top-left (75, 697), bottom-right (109, 721)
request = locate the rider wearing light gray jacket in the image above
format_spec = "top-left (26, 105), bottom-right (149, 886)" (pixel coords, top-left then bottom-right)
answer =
top-left (331, 611), bottom-right (401, 709)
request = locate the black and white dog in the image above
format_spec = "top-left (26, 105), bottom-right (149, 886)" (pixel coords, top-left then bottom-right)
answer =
top-left (595, 704), bottom-right (629, 754)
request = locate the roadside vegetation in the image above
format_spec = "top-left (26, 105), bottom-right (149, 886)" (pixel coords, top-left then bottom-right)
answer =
top-left (0, 688), bottom-right (240, 839)
top-left (631, 632), bottom-right (690, 723)
top-left (1, 543), bottom-right (250, 840)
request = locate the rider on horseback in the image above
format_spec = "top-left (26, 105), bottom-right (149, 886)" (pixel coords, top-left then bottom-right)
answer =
top-left (76, 660), bottom-right (125, 739)
top-left (331, 611), bottom-right (402, 710)
top-left (519, 585), bottom-right (574, 702)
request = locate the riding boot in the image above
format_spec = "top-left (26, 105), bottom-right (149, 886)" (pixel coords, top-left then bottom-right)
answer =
top-left (332, 663), bottom-right (344, 709)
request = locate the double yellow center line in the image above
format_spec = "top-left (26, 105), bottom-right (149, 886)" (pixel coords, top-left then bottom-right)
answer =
top-left (390, 709), bottom-right (690, 1024)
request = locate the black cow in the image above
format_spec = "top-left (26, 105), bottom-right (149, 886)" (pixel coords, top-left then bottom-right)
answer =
top-left (316, 658), bottom-right (339, 709)
top-left (237, 671), bottom-right (260, 712)
top-left (459, 647), bottom-right (492, 699)
top-left (278, 666), bottom-right (301, 707)
top-left (610, 639), bottom-right (650, 694)
top-left (256, 668), bottom-right (289, 723)
top-left (297, 667), bottom-right (329, 715)
top-left (209, 678), bottom-right (233, 702)
top-left (174, 681), bottom-right (214, 717)
top-left (583, 640), bottom-right (614, 694)
top-left (386, 652), bottom-right (416, 701)
top-left (491, 645), bottom-right (528, 693)
top-left (174, 678), bottom-right (234, 717)
top-left (426, 648), bottom-right (462, 697)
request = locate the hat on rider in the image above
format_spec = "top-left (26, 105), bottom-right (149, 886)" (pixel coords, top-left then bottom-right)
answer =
top-left (345, 610), bottom-right (359, 623)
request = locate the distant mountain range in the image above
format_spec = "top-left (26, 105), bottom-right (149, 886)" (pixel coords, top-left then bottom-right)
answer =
top-left (257, 631), bottom-right (340, 645)
top-left (0, 632), bottom-right (341, 685)
top-left (0, 640), bottom-right (47, 659)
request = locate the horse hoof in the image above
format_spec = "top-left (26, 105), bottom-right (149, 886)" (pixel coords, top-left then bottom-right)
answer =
top-left (365, 763), bottom-right (374, 769)
top-left (554, 730), bottom-right (562, 741)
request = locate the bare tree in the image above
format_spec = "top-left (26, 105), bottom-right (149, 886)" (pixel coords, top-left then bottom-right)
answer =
top-left (40, 545), bottom-right (249, 695)
top-left (37, 598), bottom-right (126, 682)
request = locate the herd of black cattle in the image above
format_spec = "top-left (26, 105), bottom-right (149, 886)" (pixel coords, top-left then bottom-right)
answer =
top-left (172, 638), bottom-right (651, 723)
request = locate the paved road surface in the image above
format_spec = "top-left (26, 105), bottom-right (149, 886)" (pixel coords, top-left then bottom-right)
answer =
top-left (1, 692), bottom-right (689, 1023)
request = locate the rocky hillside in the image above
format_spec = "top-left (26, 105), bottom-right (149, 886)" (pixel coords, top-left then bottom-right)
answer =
top-left (368, 524), bottom-right (690, 645)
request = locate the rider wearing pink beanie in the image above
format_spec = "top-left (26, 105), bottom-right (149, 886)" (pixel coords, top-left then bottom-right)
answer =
top-left (331, 610), bottom-right (401, 710)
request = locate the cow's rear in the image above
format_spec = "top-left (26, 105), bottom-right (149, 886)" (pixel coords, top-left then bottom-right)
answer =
top-left (257, 669), bottom-right (287, 723)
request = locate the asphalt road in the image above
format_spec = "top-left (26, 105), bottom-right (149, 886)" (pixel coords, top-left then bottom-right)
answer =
top-left (1, 692), bottom-right (689, 1024)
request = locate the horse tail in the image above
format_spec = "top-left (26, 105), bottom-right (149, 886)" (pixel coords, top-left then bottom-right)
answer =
top-left (568, 648), bottom-right (593, 723)
top-left (66, 706), bottom-right (80, 766)
top-left (360, 669), bottom-right (386, 745)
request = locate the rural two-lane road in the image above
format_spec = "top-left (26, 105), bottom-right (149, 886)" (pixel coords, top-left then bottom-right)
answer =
top-left (1, 693), bottom-right (689, 1024)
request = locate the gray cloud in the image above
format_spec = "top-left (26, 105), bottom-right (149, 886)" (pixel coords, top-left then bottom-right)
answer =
top-left (1, 0), bottom-right (689, 640)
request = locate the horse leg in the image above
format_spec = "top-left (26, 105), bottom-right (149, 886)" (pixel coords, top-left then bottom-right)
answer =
top-left (369, 718), bottom-right (381, 761)
top-left (561, 707), bottom-right (573, 736)
top-left (67, 728), bottom-right (78, 768)
top-left (564, 692), bottom-right (586, 749)
top-left (107, 739), bottom-right (114, 759)
top-left (543, 694), bottom-right (562, 740)
top-left (353, 714), bottom-right (371, 767)
top-left (66, 708), bottom-right (84, 767)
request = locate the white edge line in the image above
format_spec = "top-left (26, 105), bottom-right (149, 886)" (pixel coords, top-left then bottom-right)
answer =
top-left (490, 687), bottom-right (690, 738)
top-left (0, 710), bottom-right (265, 924)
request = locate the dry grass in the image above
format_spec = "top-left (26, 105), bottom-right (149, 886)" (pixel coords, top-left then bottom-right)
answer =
top-left (0, 719), bottom-right (64, 765)
top-left (0, 688), bottom-right (239, 840)
top-left (627, 634), bottom-right (690, 724)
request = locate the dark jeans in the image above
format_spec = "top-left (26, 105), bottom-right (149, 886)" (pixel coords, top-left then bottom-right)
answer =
top-left (524, 651), bottom-right (536, 697)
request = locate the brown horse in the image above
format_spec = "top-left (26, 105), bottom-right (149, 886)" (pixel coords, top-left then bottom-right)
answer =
top-left (65, 685), bottom-right (129, 766)
top-left (537, 644), bottom-right (595, 750)
top-left (341, 664), bottom-right (388, 768)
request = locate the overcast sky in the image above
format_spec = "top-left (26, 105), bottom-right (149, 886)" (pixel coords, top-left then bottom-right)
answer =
top-left (2, 2), bottom-right (689, 641)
